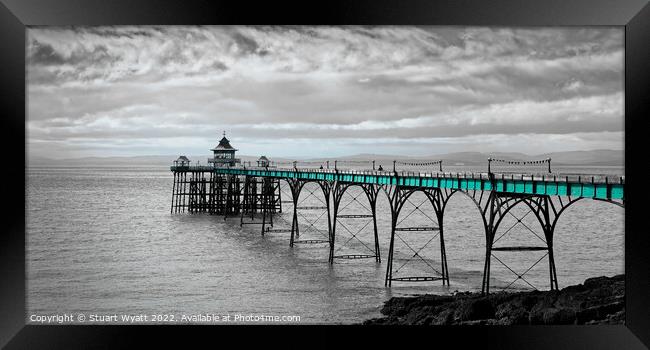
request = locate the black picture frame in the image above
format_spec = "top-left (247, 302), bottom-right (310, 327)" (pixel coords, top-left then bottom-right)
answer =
top-left (1, 0), bottom-right (648, 348)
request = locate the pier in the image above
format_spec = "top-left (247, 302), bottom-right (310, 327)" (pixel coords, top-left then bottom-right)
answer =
top-left (170, 135), bottom-right (624, 294)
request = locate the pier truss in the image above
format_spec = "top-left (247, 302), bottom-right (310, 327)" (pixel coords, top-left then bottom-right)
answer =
top-left (262, 180), bottom-right (296, 236)
top-left (284, 180), bottom-right (333, 248)
top-left (171, 171), bottom-right (281, 222)
top-left (171, 163), bottom-right (625, 294)
top-left (239, 176), bottom-right (282, 234)
top-left (329, 183), bottom-right (381, 263)
top-left (383, 185), bottom-right (454, 286)
top-left (456, 174), bottom-right (625, 293)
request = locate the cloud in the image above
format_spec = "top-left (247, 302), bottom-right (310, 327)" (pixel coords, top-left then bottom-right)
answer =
top-left (26, 26), bottom-right (624, 159)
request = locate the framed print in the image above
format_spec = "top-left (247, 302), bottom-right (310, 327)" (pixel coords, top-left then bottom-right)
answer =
top-left (2, 0), bottom-right (649, 348)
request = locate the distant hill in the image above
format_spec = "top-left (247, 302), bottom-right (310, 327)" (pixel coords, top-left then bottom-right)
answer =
top-left (425, 150), bottom-right (623, 166)
top-left (26, 149), bottom-right (623, 167)
top-left (538, 150), bottom-right (623, 166)
top-left (26, 154), bottom-right (295, 167)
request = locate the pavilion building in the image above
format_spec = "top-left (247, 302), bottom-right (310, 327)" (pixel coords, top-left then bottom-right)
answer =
top-left (209, 132), bottom-right (241, 167)
top-left (174, 155), bottom-right (191, 167)
top-left (257, 155), bottom-right (270, 167)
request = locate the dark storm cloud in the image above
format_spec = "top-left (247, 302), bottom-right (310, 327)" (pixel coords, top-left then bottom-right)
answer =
top-left (29, 41), bottom-right (66, 65)
top-left (230, 31), bottom-right (260, 54)
top-left (26, 26), bottom-right (623, 158)
top-left (28, 40), bottom-right (115, 66)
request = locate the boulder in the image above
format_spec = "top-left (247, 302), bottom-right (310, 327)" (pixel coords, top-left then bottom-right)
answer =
top-left (457, 297), bottom-right (495, 321)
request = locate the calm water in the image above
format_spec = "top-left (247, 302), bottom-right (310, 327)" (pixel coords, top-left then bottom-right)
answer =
top-left (26, 165), bottom-right (624, 324)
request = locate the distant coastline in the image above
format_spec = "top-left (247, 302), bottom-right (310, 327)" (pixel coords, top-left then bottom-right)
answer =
top-left (26, 149), bottom-right (624, 168)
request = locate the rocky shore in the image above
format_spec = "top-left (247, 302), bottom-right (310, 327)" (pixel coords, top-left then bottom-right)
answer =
top-left (363, 274), bottom-right (624, 325)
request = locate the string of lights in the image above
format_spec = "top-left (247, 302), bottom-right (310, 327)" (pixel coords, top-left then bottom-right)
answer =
top-left (488, 157), bottom-right (551, 165)
top-left (488, 157), bottom-right (552, 173)
top-left (336, 160), bottom-right (373, 164)
top-left (395, 160), bottom-right (443, 166)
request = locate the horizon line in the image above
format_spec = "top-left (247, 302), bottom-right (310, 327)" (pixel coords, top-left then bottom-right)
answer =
top-left (26, 148), bottom-right (625, 162)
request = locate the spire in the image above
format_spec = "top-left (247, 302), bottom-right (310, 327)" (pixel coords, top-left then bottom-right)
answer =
top-left (211, 131), bottom-right (237, 151)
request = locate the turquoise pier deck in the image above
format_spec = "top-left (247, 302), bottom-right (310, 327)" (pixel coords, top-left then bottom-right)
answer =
top-left (170, 166), bottom-right (624, 201)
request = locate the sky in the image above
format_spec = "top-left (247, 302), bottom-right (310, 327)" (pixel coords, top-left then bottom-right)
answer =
top-left (26, 26), bottom-right (624, 159)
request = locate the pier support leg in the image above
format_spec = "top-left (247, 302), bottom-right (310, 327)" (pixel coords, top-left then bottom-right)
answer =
top-left (438, 215), bottom-right (450, 286)
top-left (181, 172), bottom-right (187, 213)
top-left (288, 179), bottom-right (303, 247)
top-left (261, 177), bottom-right (275, 236)
top-left (171, 172), bottom-right (177, 214)
top-left (278, 181), bottom-right (283, 213)
top-left (240, 176), bottom-right (250, 226)
top-left (384, 184), bottom-right (403, 286)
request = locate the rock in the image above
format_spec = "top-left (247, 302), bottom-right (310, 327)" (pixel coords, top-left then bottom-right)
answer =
top-left (379, 294), bottom-right (455, 318)
top-left (457, 297), bottom-right (495, 321)
top-left (495, 300), bottom-right (530, 325)
top-left (380, 297), bottom-right (416, 317)
top-left (583, 276), bottom-right (611, 288)
top-left (560, 283), bottom-right (587, 294)
top-left (606, 310), bottom-right (625, 324)
top-left (458, 319), bottom-right (490, 325)
top-left (575, 306), bottom-right (598, 324)
top-left (431, 307), bottom-right (456, 325)
top-left (576, 300), bottom-right (624, 324)
top-left (403, 305), bottom-right (436, 325)
top-left (521, 293), bottom-right (542, 310)
top-left (542, 308), bottom-right (576, 325)
top-left (361, 274), bottom-right (625, 325)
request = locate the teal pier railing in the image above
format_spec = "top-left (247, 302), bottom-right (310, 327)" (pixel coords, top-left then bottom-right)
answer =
top-left (170, 166), bottom-right (624, 201)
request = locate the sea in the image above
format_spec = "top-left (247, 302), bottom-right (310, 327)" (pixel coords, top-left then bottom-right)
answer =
top-left (26, 165), bottom-right (625, 324)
